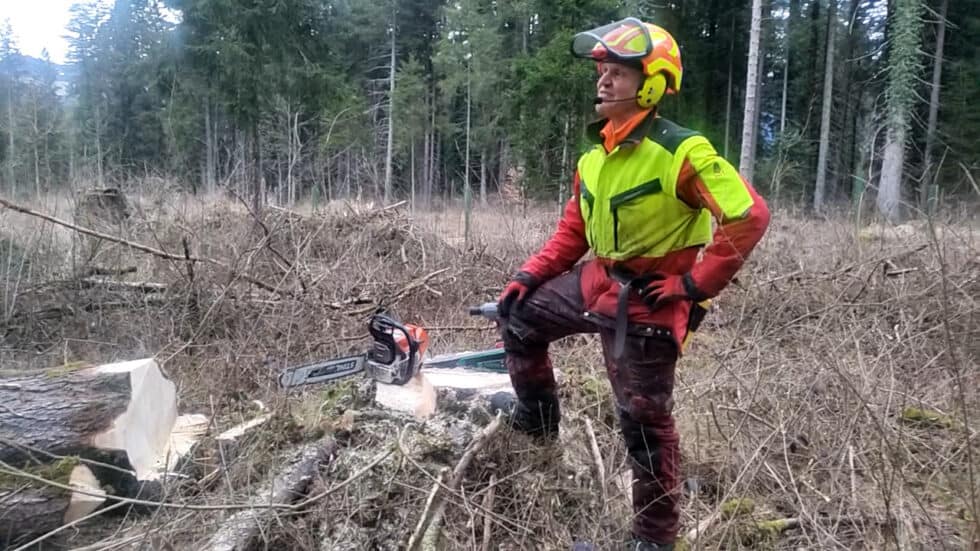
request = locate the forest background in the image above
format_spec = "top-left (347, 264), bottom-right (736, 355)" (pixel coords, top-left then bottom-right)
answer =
top-left (0, 0), bottom-right (976, 220)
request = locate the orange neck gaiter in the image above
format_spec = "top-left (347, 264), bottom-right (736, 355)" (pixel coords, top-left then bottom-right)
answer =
top-left (600, 109), bottom-right (653, 153)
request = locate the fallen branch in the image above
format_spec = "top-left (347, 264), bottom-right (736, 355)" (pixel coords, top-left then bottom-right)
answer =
top-left (684, 511), bottom-right (721, 545)
top-left (79, 276), bottom-right (168, 293)
top-left (83, 265), bottom-right (138, 277)
top-left (407, 467), bottom-right (450, 551)
top-left (480, 474), bottom-right (497, 551)
top-left (201, 436), bottom-right (337, 551)
top-left (292, 448), bottom-right (393, 509)
top-left (347, 268), bottom-right (452, 316)
top-left (0, 197), bottom-right (283, 296)
top-left (2, 298), bottom-right (171, 328)
top-left (418, 411), bottom-right (504, 551)
top-left (584, 417), bottom-right (607, 511)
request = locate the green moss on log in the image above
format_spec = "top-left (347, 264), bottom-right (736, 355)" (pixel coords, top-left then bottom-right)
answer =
top-left (720, 497), bottom-right (755, 519)
top-left (900, 407), bottom-right (954, 429)
top-left (0, 456), bottom-right (81, 494)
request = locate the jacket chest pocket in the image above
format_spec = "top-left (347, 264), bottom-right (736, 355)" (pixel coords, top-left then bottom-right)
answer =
top-left (608, 178), bottom-right (663, 252)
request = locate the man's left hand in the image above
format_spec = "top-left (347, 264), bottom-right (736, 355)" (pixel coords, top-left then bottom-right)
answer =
top-left (637, 273), bottom-right (692, 310)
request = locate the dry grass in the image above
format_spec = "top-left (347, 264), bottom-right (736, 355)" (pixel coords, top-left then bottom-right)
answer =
top-left (0, 188), bottom-right (977, 550)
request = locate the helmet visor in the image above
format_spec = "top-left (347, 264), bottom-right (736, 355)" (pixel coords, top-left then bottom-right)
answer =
top-left (571, 18), bottom-right (653, 63)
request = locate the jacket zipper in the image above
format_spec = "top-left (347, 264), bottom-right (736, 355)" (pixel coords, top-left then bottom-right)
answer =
top-left (608, 178), bottom-right (662, 252)
top-left (612, 209), bottom-right (620, 250)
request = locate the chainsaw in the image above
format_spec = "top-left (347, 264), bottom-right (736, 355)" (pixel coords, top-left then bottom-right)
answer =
top-left (277, 303), bottom-right (505, 389)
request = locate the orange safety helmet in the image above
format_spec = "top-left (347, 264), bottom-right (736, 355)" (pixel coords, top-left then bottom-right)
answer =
top-left (571, 17), bottom-right (683, 109)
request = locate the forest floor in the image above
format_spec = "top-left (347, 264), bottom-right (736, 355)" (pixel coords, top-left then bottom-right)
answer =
top-left (0, 187), bottom-right (978, 550)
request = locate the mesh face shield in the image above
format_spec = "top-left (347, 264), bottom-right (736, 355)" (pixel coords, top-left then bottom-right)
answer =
top-left (570, 18), bottom-right (653, 69)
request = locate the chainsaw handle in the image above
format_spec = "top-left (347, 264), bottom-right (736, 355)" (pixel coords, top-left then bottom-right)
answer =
top-left (367, 314), bottom-right (419, 385)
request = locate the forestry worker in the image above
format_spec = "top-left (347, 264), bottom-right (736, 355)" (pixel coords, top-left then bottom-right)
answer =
top-left (494, 17), bottom-right (772, 550)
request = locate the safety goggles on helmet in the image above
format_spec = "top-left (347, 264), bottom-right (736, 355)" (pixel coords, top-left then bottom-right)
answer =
top-left (571, 18), bottom-right (653, 66)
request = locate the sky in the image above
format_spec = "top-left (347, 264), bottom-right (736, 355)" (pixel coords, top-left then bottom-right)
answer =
top-left (0, 0), bottom-right (113, 65)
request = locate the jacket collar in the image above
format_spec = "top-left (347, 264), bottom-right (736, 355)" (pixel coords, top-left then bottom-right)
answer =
top-left (585, 108), bottom-right (658, 148)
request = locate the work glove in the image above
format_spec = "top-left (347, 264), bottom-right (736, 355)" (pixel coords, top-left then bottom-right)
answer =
top-left (498, 271), bottom-right (539, 317)
top-left (637, 272), bottom-right (705, 310)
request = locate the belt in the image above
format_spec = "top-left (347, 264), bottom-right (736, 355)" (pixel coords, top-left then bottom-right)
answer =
top-left (607, 264), bottom-right (653, 360)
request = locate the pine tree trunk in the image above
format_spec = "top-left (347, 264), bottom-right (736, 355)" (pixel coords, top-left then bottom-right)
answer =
top-left (752, 1), bottom-right (768, 139)
top-left (384, 25), bottom-right (396, 204)
top-left (7, 83), bottom-right (14, 194)
top-left (423, 121), bottom-right (430, 208)
top-left (878, 126), bottom-right (905, 221)
top-left (780, 29), bottom-right (790, 134)
top-left (814, 0), bottom-right (836, 212)
top-left (920, 0), bottom-right (948, 212)
top-left (877, 0), bottom-right (923, 222)
top-left (95, 102), bottom-right (104, 188)
top-left (426, 84), bottom-right (436, 207)
top-left (480, 149), bottom-right (487, 206)
top-left (738, 0), bottom-right (763, 180)
top-left (33, 96), bottom-right (40, 198)
top-left (251, 123), bottom-right (263, 212)
top-left (724, 18), bottom-right (735, 159)
top-left (498, 139), bottom-right (509, 201)
top-left (464, 65), bottom-right (472, 246)
top-left (411, 136), bottom-right (416, 212)
top-left (205, 94), bottom-right (215, 194)
top-left (559, 115), bottom-right (570, 211)
top-left (345, 151), bottom-right (351, 198)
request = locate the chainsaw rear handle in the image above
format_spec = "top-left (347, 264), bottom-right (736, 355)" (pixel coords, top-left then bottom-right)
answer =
top-left (468, 302), bottom-right (499, 321)
top-left (366, 314), bottom-right (419, 385)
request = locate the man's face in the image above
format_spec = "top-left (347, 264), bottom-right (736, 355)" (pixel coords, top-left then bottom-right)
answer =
top-left (595, 62), bottom-right (645, 119)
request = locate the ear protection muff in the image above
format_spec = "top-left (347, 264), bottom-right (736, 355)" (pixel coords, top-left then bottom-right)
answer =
top-left (636, 72), bottom-right (667, 109)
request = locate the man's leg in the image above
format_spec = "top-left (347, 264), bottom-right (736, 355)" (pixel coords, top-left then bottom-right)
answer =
top-left (600, 329), bottom-right (681, 544)
top-left (501, 265), bottom-right (596, 436)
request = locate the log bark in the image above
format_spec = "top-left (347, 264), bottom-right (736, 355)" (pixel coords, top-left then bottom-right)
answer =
top-left (201, 437), bottom-right (338, 551)
top-left (0, 359), bottom-right (177, 480)
top-left (0, 359), bottom-right (201, 541)
top-left (0, 463), bottom-right (106, 542)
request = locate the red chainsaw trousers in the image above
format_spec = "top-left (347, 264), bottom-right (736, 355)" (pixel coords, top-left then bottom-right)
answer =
top-left (501, 264), bottom-right (681, 545)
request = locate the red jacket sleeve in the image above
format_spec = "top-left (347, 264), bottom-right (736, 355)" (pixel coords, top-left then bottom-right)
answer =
top-left (675, 158), bottom-right (771, 298)
top-left (518, 171), bottom-right (590, 283)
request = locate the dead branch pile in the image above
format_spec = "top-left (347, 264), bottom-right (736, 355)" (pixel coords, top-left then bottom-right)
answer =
top-left (1, 192), bottom-right (977, 550)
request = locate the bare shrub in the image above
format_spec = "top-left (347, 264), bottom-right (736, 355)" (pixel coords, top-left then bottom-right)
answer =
top-left (1, 190), bottom-right (976, 550)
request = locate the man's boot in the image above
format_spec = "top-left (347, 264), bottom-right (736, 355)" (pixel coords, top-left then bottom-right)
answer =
top-left (625, 536), bottom-right (674, 550)
top-left (488, 391), bottom-right (560, 440)
top-left (568, 537), bottom-right (673, 550)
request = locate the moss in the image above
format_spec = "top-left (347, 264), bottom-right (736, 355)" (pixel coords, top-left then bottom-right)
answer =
top-left (45, 361), bottom-right (94, 378)
top-left (900, 407), bottom-right (954, 429)
top-left (736, 518), bottom-right (798, 548)
top-left (720, 497), bottom-right (755, 519)
top-left (0, 456), bottom-right (82, 494)
top-left (755, 518), bottom-right (793, 537)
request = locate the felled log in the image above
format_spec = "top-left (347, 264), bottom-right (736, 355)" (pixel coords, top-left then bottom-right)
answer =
top-left (1, 359), bottom-right (206, 540)
top-left (0, 460), bottom-right (106, 541)
top-left (79, 276), bottom-right (168, 293)
top-left (201, 436), bottom-right (338, 551)
top-left (374, 368), bottom-right (515, 420)
top-left (0, 359), bottom-right (177, 479)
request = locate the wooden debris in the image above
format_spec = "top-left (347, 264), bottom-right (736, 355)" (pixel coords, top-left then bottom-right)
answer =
top-left (0, 359), bottom-right (177, 480)
top-left (201, 436), bottom-right (338, 551)
top-left (79, 276), bottom-right (168, 293)
top-left (374, 373), bottom-right (438, 419)
top-left (0, 459), bottom-right (106, 540)
top-left (0, 359), bottom-right (208, 541)
top-left (414, 412), bottom-right (505, 551)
